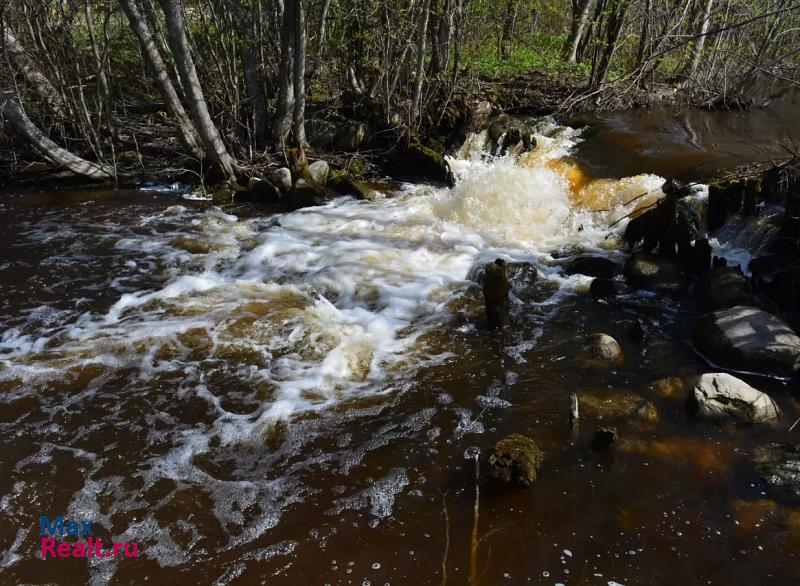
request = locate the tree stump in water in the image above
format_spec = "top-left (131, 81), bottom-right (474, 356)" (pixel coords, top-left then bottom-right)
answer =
top-left (483, 259), bottom-right (509, 329)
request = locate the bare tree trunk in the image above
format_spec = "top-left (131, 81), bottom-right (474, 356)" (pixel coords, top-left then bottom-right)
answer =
top-left (272, 0), bottom-right (295, 149)
top-left (242, 47), bottom-right (268, 144)
top-left (634, 0), bottom-right (651, 67)
top-left (564, 0), bottom-right (594, 63)
top-left (591, 0), bottom-right (629, 88)
top-left (0, 89), bottom-right (113, 179)
top-left (119, 0), bottom-right (204, 159)
top-left (429, 0), bottom-right (451, 74)
top-left (2, 23), bottom-right (65, 117)
top-left (500, 0), bottom-right (518, 61)
top-left (410, 0), bottom-right (432, 126)
top-left (159, 0), bottom-right (237, 181)
top-left (292, 0), bottom-right (306, 151)
top-left (685, 0), bottom-right (715, 81)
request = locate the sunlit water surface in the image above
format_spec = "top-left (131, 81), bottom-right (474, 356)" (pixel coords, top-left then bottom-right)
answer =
top-left (1, 118), bottom-right (798, 585)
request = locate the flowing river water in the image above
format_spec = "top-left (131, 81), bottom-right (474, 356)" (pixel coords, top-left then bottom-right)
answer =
top-left (1, 110), bottom-right (799, 585)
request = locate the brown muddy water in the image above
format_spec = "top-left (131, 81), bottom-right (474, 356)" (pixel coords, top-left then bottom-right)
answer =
top-left (1, 113), bottom-right (799, 585)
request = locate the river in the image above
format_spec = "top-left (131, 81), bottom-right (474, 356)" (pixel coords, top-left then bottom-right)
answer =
top-left (1, 108), bottom-right (799, 584)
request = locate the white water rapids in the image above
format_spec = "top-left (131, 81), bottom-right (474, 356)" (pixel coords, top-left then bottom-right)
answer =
top-left (0, 118), bottom-right (679, 577)
top-left (0, 120), bottom-right (667, 424)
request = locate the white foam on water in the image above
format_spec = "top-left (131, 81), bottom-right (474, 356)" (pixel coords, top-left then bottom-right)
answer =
top-left (0, 117), bottom-right (673, 573)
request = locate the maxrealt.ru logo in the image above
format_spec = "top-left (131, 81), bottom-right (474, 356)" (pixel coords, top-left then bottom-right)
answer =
top-left (39, 514), bottom-right (139, 559)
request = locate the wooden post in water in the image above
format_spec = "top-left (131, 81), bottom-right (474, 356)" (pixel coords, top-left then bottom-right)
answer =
top-left (483, 259), bottom-right (509, 329)
top-left (569, 393), bottom-right (579, 430)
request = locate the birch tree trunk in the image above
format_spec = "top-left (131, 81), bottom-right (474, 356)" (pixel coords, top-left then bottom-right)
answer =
top-left (685, 0), bottom-right (715, 81)
top-left (159, 0), bottom-right (237, 181)
top-left (564, 0), bottom-right (594, 63)
top-left (119, 0), bottom-right (205, 160)
top-left (272, 0), bottom-right (295, 149)
top-left (2, 24), bottom-right (65, 117)
top-left (292, 0), bottom-right (307, 150)
top-left (0, 89), bottom-right (113, 179)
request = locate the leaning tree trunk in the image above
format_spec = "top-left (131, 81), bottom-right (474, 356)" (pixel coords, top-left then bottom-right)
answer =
top-left (159, 0), bottom-right (237, 181)
top-left (0, 89), bottom-right (113, 179)
top-left (119, 0), bottom-right (204, 160)
top-left (564, 0), bottom-right (594, 63)
top-left (292, 0), bottom-right (307, 151)
top-left (272, 0), bottom-right (295, 149)
top-left (2, 24), bottom-right (65, 117)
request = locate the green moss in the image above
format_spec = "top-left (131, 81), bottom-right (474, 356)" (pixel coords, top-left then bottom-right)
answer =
top-left (488, 434), bottom-right (543, 487)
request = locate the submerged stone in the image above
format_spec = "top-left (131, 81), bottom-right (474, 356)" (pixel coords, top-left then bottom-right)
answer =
top-left (580, 391), bottom-right (659, 426)
top-left (592, 427), bottom-right (617, 451)
top-left (583, 333), bottom-right (623, 365)
top-left (688, 372), bottom-right (780, 423)
top-left (753, 444), bottom-right (800, 504)
top-left (488, 434), bottom-right (543, 487)
top-left (623, 253), bottom-right (688, 293)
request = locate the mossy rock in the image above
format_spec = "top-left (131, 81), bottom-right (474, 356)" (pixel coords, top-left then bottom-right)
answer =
top-left (385, 143), bottom-right (455, 187)
top-left (580, 391), bottom-right (659, 427)
top-left (488, 434), bottom-right (543, 487)
top-left (329, 172), bottom-right (378, 200)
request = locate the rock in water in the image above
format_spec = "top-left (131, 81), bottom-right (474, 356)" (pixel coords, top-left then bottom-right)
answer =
top-left (692, 306), bottom-right (800, 376)
top-left (579, 391), bottom-right (659, 430)
top-left (566, 255), bottom-right (617, 279)
top-left (623, 253), bottom-right (687, 293)
top-left (307, 160), bottom-right (330, 185)
top-left (286, 179), bottom-right (331, 210)
top-left (488, 434), bottom-right (543, 487)
top-left (271, 167), bottom-right (293, 192)
top-left (592, 427), bottom-right (617, 451)
top-left (246, 177), bottom-right (281, 204)
top-left (753, 444), bottom-right (800, 504)
top-left (688, 373), bottom-right (780, 423)
top-left (584, 333), bottom-right (623, 365)
top-left (589, 277), bottom-right (620, 300)
top-left (329, 173), bottom-right (378, 200)
top-left (386, 143), bottom-right (455, 186)
top-left (695, 266), bottom-right (755, 311)
top-left (483, 259), bottom-right (509, 329)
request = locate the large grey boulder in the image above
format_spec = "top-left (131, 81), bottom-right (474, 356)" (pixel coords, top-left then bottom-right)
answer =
top-left (692, 306), bottom-right (800, 376)
top-left (271, 167), bottom-right (293, 192)
top-left (753, 444), bottom-right (800, 503)
top-left (688, 373), bottom-right (779, 423)
top-left (307, 160), bottom-right (330, 185)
